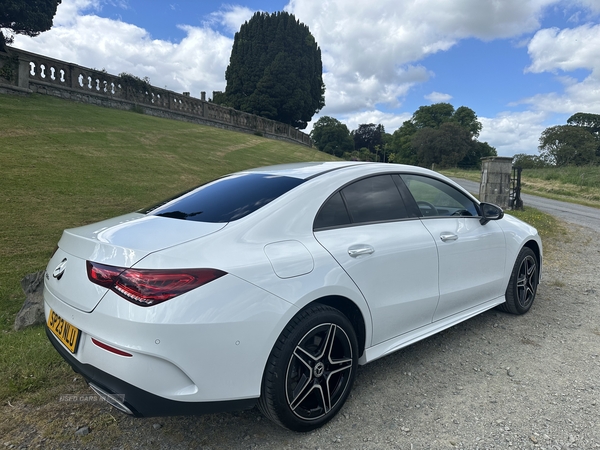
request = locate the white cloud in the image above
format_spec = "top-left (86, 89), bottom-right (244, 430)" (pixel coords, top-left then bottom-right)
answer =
top-left (566, 0), bottom-right (600, 15)
top-left (208, 4), bottom-right (256, 35)
top-left (286, 0), bottom-right (556, 102)
top-left (287, 0), bottom-right (557, 117)
top-left (52, 0), bottom-right (102, 26)
top-left (12, 1), bottom-right (233, 96)
top-left (526, 24), bottom-right (600, 73)
top-left (479, 111), bottom-right (548, 156)
top-left (520, 23), bottom-right (600, 116)
top-left (321, 65), bottom-right (429, 114)
top-left (425, 92), bottom-right (453, 103)
top-left (519, 75), bottom-right (600, 116)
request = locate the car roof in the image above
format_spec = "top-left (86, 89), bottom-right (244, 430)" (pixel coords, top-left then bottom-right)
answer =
top-left (240, 161), bottom-right (366, 180)
top-left (239, 161), bottom-right (445, 180)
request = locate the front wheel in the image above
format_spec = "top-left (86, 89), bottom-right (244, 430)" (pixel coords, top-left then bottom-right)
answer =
top-left (258, 304), bottom-right (358, 432)
top-left (498, 246), bottom-right (539, 314)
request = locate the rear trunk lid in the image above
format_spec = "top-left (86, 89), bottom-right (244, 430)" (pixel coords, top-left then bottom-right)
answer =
top-left (45, 213), bottom-right (226, 312)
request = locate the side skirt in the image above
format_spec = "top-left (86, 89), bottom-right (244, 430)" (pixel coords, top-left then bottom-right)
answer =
top-left (360, 295), bottom-right (506, 365)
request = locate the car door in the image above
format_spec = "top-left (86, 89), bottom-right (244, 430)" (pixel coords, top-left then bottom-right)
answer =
top-left (314, 174), bottom-right (439, 345)
top-left (400, 174), bottom-right (506, 321)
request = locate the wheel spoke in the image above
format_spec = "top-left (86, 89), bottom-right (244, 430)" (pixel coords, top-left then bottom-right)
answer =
top-left (324, 325), bottom-right (353, 381)
top-left (329, 357), bottom-right (353, 373)
top-left (289, 376), bottom-right (318, 411)
top-left (318, 324), bottom-right (336, 361)
top-left (294, 345), bottom-right (317, 367)
top-left (516, 256), bottom-right (537, 308)
top-left (526, 259), bottom-right (535, 276)
top-left (288, 347), bottom-right (315, 411)
top-left (316, 383), bottom-right (331, 413)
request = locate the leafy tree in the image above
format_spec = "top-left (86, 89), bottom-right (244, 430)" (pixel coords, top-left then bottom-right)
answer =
top-left (538, 125), bottom-right (597, 166)
top-left (566, 112), bottom-right (600, 159)
top-left (351, 123), bottom-right (386, 153)
top-left (412, 103), bottom-right (455, 129)
top-left (453, 106), bottom-right (482, 138)
top-left (310, 116), bottom-right (354, 157)
top-left (411, 122), bottom-right (474, 168)
top-left (389, 121), bottom-right (418, 165)
top-left (388, 103), bottom-right (490, 168)
top-left (512, 153), bottom-right (548, 169)
top-left (358, 147), bottom-right (376, 162)
top-left (217, 11), bottom-right (325, 129)
top-left (0, 0), bottom-right (61, 49)
top-left (458, 141), bottom-right (497, 168)
top-left (567, 112), bottom-right (600, 136)
top-left (411, 103), bottom-right (483, 138)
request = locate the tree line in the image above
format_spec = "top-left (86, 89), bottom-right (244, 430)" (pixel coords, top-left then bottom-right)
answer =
top-left (311, 103), bottom-right (497, 169)
top-left (513, 113), bottom-right (600, 168)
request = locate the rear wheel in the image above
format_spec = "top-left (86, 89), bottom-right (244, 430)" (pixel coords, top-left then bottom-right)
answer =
top-left (498, 247), bottom-right (539, 314)
top-left (258, 304), bottom-right (358, 432)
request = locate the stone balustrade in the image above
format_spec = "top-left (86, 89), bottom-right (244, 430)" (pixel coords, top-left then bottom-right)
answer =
top-left (0, 46), bottom-right (313, 147)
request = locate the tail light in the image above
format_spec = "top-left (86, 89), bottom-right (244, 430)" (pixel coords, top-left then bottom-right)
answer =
top-left (87, 261), bottom-right (226, 307)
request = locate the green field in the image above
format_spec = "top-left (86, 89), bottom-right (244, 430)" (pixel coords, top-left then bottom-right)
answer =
top-left (0, 93), bottom-right (335, 402)
top-left (441, 166), bottom-right (600, 208)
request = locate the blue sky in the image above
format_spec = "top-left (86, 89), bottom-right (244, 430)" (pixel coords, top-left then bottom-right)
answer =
top-left (8, 0), bottom-right (600, 156)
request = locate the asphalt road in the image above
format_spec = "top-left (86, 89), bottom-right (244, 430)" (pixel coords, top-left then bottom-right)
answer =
top-left (451, 177), bottom-right (600, 233)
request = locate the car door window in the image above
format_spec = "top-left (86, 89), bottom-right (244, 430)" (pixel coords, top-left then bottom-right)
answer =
top-left (313, 192), bottom-right (351, 230)
top-left (400, 174), bottom-right (479, 218)
top-left (314, 175), bottom-right (409, 230)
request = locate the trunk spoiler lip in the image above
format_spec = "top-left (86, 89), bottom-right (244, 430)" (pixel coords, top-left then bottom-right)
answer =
top-left (58, 213), bottom-right (227, 268)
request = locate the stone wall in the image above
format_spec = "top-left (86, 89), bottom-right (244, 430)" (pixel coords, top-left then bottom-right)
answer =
top-left (0, 46), bottom-right (313, 147)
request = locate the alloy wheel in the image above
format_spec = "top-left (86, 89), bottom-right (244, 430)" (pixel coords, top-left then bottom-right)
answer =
top-left (285, 323), bottom-right (353, 421)
top-left (516, 254), bottom-right (537, 309)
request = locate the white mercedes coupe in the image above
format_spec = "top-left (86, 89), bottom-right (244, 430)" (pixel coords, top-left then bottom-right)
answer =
top-left (44, 162), bottom-right (541, 431)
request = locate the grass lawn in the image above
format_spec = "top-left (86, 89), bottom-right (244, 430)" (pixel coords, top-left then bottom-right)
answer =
top-left (441, 166), bottom-right (600, 209)
top-left (0, 93), bottom-right (336, 403)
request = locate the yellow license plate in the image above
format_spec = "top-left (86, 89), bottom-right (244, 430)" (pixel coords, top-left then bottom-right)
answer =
top-left (47, 309), bottom-right (80, 353)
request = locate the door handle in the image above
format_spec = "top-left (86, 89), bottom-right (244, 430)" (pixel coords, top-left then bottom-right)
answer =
top-left (440, 233), bottom-right (458, 242)
top-left (348, 245), bottom-right (375, 257)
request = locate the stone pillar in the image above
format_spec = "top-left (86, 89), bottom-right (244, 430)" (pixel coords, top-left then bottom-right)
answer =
top-left (479, 157), bottom-right (513, 208)
top-left (201, 91), bottom-right (206, 101)
top-left (67, 64), bottom-right (74, 89)
top-left (17, 55), bottom-right (31, 89)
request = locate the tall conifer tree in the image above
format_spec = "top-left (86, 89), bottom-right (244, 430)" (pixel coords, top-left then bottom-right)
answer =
top-left (217, 12), bottom-right (325, 129)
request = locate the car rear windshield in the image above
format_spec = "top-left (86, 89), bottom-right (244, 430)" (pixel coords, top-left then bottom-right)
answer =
top-left (142, 173), bottom-right (305, 223)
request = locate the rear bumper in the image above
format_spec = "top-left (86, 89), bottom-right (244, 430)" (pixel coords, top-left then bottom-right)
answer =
top-left (46, 326), bottom-right (257, 417)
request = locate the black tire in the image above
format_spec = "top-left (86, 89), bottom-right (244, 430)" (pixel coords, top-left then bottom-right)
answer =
top-left (258, 304), bottom-right (358, 432)
top-left (498, 246), bottom-right (539, 314)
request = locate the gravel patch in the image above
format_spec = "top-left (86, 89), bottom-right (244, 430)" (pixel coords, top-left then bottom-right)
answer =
top-left (2, 222), bottom-right (599, 449)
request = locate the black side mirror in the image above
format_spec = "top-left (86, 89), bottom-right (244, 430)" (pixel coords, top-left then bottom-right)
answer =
top-left (479, 202), bottom-right (504, 225)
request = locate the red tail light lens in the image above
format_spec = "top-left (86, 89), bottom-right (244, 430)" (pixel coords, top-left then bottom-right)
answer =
top-left (87, 261), bottom-right (226, 307)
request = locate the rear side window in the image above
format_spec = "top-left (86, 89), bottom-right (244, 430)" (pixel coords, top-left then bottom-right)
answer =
top-left (314, 175), bottom-right (409, 230)
top-left (144, 173), bottom-right (304, 223)
top-left (313, 192), bottom-right (351, 229)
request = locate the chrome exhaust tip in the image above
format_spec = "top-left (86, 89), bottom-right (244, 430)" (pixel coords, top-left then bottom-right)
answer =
top-left (89, 383), bottom-right (133, 415)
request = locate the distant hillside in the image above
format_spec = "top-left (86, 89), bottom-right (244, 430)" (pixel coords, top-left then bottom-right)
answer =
top-left (0, 93), bottom-right (336, 329)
